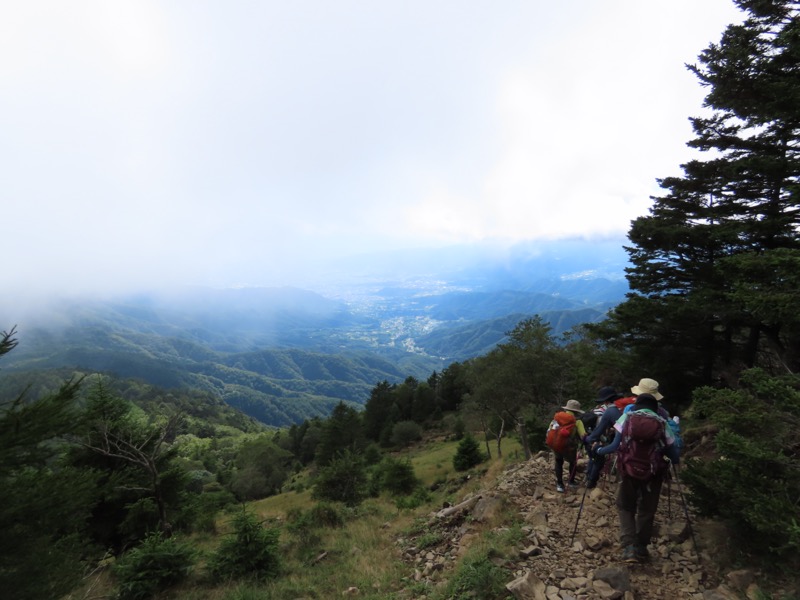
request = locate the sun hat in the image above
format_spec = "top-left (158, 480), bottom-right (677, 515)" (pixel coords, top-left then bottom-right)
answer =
top-left (596, 386), bottom-right (622, 404)
top-left (631, 378), bottom-right (663, 401)
top-left (633, 393), bottom-right (659, 413)
top-left (561, 399), bottom-right (583, 414)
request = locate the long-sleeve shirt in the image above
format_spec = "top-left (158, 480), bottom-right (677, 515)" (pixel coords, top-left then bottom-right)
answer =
top-left (585, 405), bottom-right (622, 444)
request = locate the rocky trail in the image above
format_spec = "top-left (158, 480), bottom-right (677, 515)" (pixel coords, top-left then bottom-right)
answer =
top-left (397, 451), bottom-right (767, 600)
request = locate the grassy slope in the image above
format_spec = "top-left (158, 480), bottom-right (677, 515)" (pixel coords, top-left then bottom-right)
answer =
top-left (72, 434), bottom-right (525, 600)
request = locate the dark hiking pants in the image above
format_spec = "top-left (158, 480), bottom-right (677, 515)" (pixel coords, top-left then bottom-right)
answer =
top-left (616, 473), bottom-right (664, 549)
top-left (586, 454), bottom-right (605, 486)
top-left (554, 449), bottom-right (578, 486)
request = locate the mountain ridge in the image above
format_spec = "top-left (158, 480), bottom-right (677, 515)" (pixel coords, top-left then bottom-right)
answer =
top-left (2, 240), bottom-right (630, 426)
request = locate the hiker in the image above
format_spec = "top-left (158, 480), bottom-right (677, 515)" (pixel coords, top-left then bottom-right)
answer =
top-left (545, 399), bottom-right (586, 493)
top-left (585, 377), bottom-right (663, 453)
top-left (620, 379), bottom-right (684, 451)
top-left (579, 386), bottom-right (610, 436)
top-left (627, 377), bottom-right (671, 421)
top-left (594, 393), bottom-right (680, 562)
top-left (583, 386), bottom-right (622, 488)
top-left (583, 382), bottom-right (640, 487)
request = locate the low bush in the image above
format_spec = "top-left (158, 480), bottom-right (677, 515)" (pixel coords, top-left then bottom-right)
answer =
top-left (390, 420), bottom-right (423, 448)
top-left (395, 486), bottom-right (432, 510)
top-left (308, 501), bottom-right (346, 528)
top-left (374, 455), bottom-right (419, 496)
top-left (312, 449), bottom-right (368, 506)
top-left (683, 369), bottom-right (800, 559)
top-left (437, 550), bottom-right (507, 599)
top-left (453, 433), bottom-right (485, 472)
top-left (207, 511), bottom-right (281, 583)
top-left (113, 532), bottom-right (195, 600)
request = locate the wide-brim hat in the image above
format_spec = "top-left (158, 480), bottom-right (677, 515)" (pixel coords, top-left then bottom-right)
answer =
top-left (631, 377), bottom-right (664, 401)
top-left (561, 399), bottom-right (583, 414)
top-left (596, 386), bottom-right (622, 404)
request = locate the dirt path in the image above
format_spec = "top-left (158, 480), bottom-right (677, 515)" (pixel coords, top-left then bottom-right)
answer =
top-left (497, 452), bottom-right (718, 599)
top-left (397, 450), bottom-right (770, 599)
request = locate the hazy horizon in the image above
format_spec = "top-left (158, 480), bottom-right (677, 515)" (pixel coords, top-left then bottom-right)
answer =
top-left (2, 1), bottom-right (743, 300)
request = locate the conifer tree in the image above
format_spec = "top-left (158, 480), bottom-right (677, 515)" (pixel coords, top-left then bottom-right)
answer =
top-left (593, 0), bottom-right (800, 399)
top-left (314, 401), bottom-right (365, 466)
top-left (0, 328), bottom-right (96, 600)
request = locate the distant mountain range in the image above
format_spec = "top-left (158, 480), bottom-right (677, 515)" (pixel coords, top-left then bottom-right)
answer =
top-left (2, 238), bottom-right (630, 426)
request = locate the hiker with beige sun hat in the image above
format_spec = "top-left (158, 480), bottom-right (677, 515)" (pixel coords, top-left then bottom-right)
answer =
top-left (545, 399), bottom-right (587, 493)
top-left (627, 377), bottom-right (673, 420)
top-left (631, 377), bottom-right (663, 400)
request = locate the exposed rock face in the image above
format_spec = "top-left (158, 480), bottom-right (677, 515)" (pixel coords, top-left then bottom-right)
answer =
top-left (394, 451), bottom-right (767, 599)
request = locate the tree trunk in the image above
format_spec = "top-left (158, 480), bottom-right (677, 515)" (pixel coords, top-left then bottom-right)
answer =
top-left (518, 418), bottom-right (531, 460)
top-left (495, 418), bottom-right (505, 458)
top-left (150, 466), bottom-right (171, 537)
top-left (478, 417), bottom-right (492, 459)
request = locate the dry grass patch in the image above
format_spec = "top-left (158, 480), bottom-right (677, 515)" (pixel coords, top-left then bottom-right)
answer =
top-left (248, 487), bottom-right (313, 519)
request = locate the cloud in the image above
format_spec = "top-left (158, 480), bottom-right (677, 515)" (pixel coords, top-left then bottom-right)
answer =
top-left (0, 0), bottom-right (743, 297)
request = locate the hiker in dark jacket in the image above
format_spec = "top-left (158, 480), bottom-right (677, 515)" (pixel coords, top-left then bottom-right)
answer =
top-left (583, 386), bottom-right (622, 488)
top-left (595, 393), bottom-right (680, 563)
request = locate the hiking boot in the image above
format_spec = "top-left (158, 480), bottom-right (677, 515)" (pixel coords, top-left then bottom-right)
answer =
top-left (621, 545), bottom-right (637, 563)
top-left (568, 480), bottom-right (579, 489)
top-left (635, 546), bottom-right (650, 562)
top-left (556, 484), bottom-right (565, 493)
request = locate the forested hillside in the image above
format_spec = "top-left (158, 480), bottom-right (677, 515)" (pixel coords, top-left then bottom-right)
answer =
top-left (3, 267), bottom-right (622, 425)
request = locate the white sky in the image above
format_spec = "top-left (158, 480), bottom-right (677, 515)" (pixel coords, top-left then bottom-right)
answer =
top-left (0, 0), bottom-right (744, 297)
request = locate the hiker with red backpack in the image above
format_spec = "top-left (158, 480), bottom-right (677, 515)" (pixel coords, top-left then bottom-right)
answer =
top-left (593, 393), bottom-right (680, 563)
top-left (545, 399), bottom-right (586, 493)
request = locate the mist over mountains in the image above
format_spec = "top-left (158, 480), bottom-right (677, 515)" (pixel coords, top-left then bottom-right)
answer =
top-left (2, 239), bottom-right (629, 426)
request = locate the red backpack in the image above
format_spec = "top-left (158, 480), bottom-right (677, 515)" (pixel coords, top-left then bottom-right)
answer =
top-left (618, 411), bottom-right (667, 481)
top-left (545, 411), bottom-right (577, 454)
top-left (614, 396), bottom-right (637, 411)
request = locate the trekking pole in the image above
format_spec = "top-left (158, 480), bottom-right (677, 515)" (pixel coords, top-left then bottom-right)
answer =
top-left (602, 455), bottom-right (618, 490)
top-left (568, 448), bottom-right (582, 487)
top-left (672, 464), bottom-right (699, 555)
top-left (667, 471), bottom-right (672, 519)
top-left (570, 480), bottom-right (590, 546)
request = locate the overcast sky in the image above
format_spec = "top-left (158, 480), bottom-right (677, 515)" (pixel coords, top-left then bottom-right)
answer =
top-left (1, 1), bottom-right (743, 300)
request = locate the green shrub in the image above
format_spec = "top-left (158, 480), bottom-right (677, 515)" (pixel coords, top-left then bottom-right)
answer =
top-left (113, 532), bottom-right (195, 600)
top-left (362, 443), bottom-right (383, 465)
top-left (683, 369), bottom-right (800, 558)
top-left (526, 417), bottom-right (549, 452)
top-left (416, 531), bottom-right (444, 549)
top-left (390, 420), bottom-right (423, 448)
top-left (452, 416), bottom-right (465, 440)
top-left (312, 449), bottom-right (368, 506)
top-left (186, 489), bottom-right (236, 533)
top-left (438, 551), bottom-right (507, 599)
top-left (284, 509), bottom-right (322, 557)
top-left (308, 501), bottom-right (345, 528)
top-left (395, 486), bottom-right (432, 510)
top-left (208, 511), bottom-right (281, 582)
top-left (375, 455), bottom-right (419, 496)
top-left (453, 433), bottom-right (485, 472)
